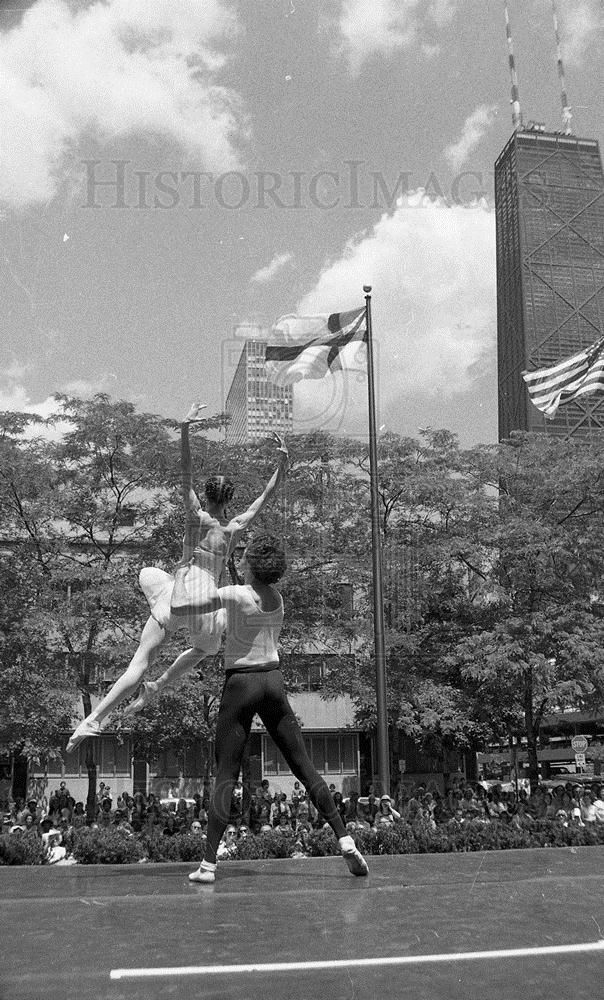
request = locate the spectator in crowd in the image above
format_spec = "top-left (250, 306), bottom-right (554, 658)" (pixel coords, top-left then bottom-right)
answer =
top-left (332, 791), bottom-right (347, 824)
top-left (230, 780), bottom-right (244, 824)
top-left (44, 829), bottom-right (67, 864)
top-left (510, 800), bottom-right (533, 830)
top-left (366, 786), bottom-right (379, 823)
top-left (145, 793), bottom-right (162, 830)
top-left (355, 798), bottom-right (373, 832)
top-left (21, 798), bottom-right (43, 825)
top-left (51, 781), bottom-right (73, 817)
top-left (98, 798), bottom-right (113, 829)
top-left (592, 787), bottom-right (604, 823)
top-left (448, 807), bottom-right (465, 830)
top-left (290, 781), bottom-right (303, 820)
top-left (129, 793), bottom-right (146, 833)
top-left (276, 812), bottom-right (293, 835)
top-left (72, 802), bottom-right (87, 829)
top-left (580, 788), bottom-right (597, 824)
top-left (344, 791), bottom-right (360, 825)
top-left (217, 825), bottom-right (238, 859)
top-left (569, 806), bottom-right (585, 827)
top-left (376, 794), bottom-right (401, 825)
top-left (292, 793), bottom-right (308, 829)
top-left (96, 782), bottom-right (109, 807)
top-left (162, 814), bottom-right (179, 837)
top-left (113, 810), bottom-right (134, 835)
top-left (250, 786), bottom-right (272, 833)
top-left (175, 798), bottom-right (191, 831)
top-left (22, 814), bottom-right (39, 837)
top-left (272, 792), bottom-right (291, 827)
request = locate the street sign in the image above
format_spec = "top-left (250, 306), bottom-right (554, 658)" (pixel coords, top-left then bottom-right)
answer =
top-left (571, 735), bottom-right (589, 753)
top-left (575, 753), bottom-right (586, 769)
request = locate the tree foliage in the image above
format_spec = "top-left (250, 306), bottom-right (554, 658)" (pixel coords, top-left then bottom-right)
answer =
top-left (3, 395), bottom-right (604, 792)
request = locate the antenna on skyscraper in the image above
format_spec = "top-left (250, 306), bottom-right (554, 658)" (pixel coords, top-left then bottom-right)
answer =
top-left (503, 1), bottom-right (523, 130)
top-left (551, 0), bottom-right (573, 134)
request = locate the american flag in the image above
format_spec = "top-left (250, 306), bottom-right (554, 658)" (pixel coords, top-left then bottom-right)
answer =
top-left (265, 307), bottom-right (367, 386)
top-left (522, 338), bottom-right (604, 418)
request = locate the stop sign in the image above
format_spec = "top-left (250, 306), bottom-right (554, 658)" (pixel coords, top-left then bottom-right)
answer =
top-left (571, 735), bottom-right (588, 753)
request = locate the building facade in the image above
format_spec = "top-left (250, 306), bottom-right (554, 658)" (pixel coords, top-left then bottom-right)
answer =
top-left (225, 339), bottom-right (293, 444)
top-left (496, 127), bottom-right (604, 439)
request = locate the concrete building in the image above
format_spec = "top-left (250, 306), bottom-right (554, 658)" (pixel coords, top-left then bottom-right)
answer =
top-left (496, 126), bottom-right (604, 439)
top-left (225, 338), bottom-right (293, 445)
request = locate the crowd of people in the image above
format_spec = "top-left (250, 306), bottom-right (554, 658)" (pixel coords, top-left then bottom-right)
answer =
top-left (3, 776), bottom-right (604, 864)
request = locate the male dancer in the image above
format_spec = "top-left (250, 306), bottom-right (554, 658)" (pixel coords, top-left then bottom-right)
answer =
top-left (66, 405), bottom-right (288, 752)
top-left (180, 533), bottom-right (369, 881)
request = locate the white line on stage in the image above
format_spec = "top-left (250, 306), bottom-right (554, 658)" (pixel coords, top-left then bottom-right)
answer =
top-left (110, 940), bottom-right (604, 979)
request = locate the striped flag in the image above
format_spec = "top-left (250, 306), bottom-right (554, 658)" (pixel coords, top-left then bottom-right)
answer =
top-left (522, 338), bottom-right (604, 417)
top-left (265, 307), bottom-right (367, 386)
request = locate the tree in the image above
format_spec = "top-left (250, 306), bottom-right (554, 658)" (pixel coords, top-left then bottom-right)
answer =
top-left (446, 431), bottom-right (604, 787)
top-left (0, 395), bottom-right (227, 814)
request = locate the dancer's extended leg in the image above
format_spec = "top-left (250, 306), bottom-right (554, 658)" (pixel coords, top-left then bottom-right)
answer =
top-left (189, 678), bottom-right (254, 883)
top-left (123, 646), bottom-right (206, 716)
top-left (66, 617), bottom-right (166, 752)
top-left (260, 675), bottom-right (368, 876)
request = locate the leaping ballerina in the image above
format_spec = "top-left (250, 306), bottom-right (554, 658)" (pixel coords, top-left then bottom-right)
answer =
top-left (66, 404), bottom-right (288, 753)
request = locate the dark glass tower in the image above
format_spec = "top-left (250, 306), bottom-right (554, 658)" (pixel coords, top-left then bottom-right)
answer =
top-left (496, 128), bottom-right (604, 438)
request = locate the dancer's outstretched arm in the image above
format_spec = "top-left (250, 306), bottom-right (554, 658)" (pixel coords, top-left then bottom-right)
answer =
top-left (225, 432), bottom-right (289, 538)
top-left (181, 402), bottom-right (207, 513)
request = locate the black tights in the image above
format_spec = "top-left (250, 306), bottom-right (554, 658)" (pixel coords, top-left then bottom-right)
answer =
top-left (204, 669), bottom-right (347, 863)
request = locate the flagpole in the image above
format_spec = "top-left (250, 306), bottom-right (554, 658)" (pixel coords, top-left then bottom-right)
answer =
top-left (363, 285), bottom-right (390, 795)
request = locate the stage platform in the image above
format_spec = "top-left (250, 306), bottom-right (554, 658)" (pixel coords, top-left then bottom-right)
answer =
top-left (2, 846), bottom-right (604, 1000)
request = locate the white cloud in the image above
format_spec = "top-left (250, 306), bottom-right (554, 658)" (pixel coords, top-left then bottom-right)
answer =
top-left (288, 194), bottom-right (496, 436)
top-left (250, 252), bottom-right (294, 286)
top-left (333, 0), bottom-right (457, 73)
top-left (0, 0), bottom-right (245, 208)
top-left (0, 382), bottom-right (68, 440)
top-left (0, 365), bottom-right (115, 438)
top-left (444, 104), bottom-right (498, 172)
top-left (60, 374), bottom-right (118, 396)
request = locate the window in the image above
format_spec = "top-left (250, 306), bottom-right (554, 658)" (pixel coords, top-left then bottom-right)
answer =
top-left (283, 653), bottom-right (356, 692)
top-left (311, 738), bottom-right (325, 772)
top-left (341, 735), bottom-right (355, 771)
top-left (326, 737), bottom-right (340, 771)
top-left (262, 734), bottom-right (358, 775)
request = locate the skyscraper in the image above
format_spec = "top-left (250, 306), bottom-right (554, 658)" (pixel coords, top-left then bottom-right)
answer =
top-left (496, 127), bottom-right (604, 439)
top-left (225, 338), bottom-right (294, 444)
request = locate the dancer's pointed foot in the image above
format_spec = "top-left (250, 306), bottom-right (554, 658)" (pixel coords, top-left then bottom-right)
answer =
top-left (66, 719), bottom-right (103, 754)
top-left (188, 861), bottom-right (216, 884)
top-left (123, 680), bottom-right (159, 717)
top-left (339, 836), bottom-right (369, 876)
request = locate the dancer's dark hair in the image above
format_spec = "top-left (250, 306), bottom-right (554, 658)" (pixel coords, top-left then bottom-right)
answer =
top-left (245, 533), bottom-right (287, 584)
top-left (205, 475), bottom-right (235, 505)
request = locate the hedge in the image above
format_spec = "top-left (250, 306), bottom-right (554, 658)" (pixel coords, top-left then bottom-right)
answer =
top-left (2, 820), bottom-right (604, 866)
top-left (0, 834), bottom-right (46, 866)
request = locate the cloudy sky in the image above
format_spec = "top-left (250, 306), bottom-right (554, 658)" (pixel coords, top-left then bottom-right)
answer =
top-left (1, 0), bottom-right (603, 445)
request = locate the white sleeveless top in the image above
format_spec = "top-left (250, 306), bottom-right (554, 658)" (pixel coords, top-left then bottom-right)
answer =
top-left (219, 585), bottom-right (283, 673)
